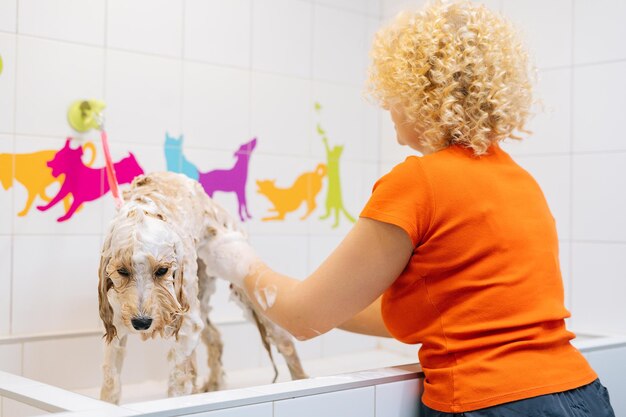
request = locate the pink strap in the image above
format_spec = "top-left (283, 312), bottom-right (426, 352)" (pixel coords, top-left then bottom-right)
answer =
top-left (100, 130), bottom-right (123, 209)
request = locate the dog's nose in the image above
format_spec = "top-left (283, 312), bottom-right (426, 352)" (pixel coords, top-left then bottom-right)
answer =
top-left (131, 317), bottom-right (153, 331)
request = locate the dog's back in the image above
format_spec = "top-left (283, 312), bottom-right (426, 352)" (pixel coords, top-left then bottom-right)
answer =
top-left (123, 172), bottom-right (241, 239)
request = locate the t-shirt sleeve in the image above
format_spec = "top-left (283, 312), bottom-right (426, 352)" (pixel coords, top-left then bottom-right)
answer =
top-left (360, 157), bottom-right (433, 247)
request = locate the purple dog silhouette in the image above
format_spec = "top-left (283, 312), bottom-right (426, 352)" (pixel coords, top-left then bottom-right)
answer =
top-left (199, 138), bottom-right (256, 222)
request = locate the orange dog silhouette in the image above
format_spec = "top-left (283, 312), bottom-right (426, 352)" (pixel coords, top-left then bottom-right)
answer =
top-left (0, 143), bottom-right (96, 216)
top-left (257, 163), bottom-right (326, 221)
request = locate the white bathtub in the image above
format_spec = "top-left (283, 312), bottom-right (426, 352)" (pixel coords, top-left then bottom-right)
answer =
top-left (1, 331), bottom-right (625, 417)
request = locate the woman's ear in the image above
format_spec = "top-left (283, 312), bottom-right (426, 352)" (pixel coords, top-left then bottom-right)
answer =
top-left (98, 242), bottom-right (117, 343)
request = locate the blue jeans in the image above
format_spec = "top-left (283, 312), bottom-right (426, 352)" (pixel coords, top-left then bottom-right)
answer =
top-left (420, 379), bottom-right (615, 417)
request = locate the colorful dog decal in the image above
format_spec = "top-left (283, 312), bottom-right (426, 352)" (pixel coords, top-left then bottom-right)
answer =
top-left (199, 138), bottom-right (257, 222)
top-left (164, 135), bottom-right (256, 222)
top-left (164, 133), bottom-right (199, 180)
top-left (315, 103), bottom-right (355, 228)
top-left (257, 163), bottom-right (326, 221)
top-left (37, 138), bottom-right (144, 222)
top-left (0, 142), bottom-right (96, 217)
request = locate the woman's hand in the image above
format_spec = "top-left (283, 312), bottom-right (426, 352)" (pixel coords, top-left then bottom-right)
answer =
top-left (204, 232), bottom-right (261, 287)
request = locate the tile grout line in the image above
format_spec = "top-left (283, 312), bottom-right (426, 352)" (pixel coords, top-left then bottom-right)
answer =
top-left (9, 0), bottom-right (19, 336)
top-left (568, 0), bottom-right (576, 322)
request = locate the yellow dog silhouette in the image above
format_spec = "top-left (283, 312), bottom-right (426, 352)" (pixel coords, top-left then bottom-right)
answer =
top-left (0, 142), bottom-right (96, 216)
top-left (256, 163), bottom-right (326, 221)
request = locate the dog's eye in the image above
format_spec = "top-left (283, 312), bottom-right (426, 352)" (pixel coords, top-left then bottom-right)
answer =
top-left (117, 268), bottom-right (130, 277)
top-left (155, 267), bottom-right (169, 277)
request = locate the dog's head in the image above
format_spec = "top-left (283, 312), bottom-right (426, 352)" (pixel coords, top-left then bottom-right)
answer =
top-left (98, 205), bottom-right (189, 343)
top-left (48, 138), bottom-right (83, 178)
top-left (235, 137), bottom-right (257, 158)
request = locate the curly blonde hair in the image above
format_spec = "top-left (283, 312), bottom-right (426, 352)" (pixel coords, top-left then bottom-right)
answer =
top-left (367, 0), bottom-right (533, 155)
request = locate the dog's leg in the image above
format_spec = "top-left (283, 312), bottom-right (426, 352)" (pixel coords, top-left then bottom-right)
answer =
top-left (36, 185), bottom-right (69, 211)
top-left (299, 199), bottom-right (317, 220)
top-left (17, 191), bottom-right (37, 217)
top-left (167, 313), bottom-right (201, 397)
top-left (56, 196), bottom-right (82, 222)
top-left (229, 286), bottom-right (308, 382)
top-left (168, 256), bottom-right (202, 397)
top-left (100, 335), bottom-right (127, 404)
top-left (197, 259), bottom-right (225, 392)
top-left (255, 313), bottom-right (308, 381)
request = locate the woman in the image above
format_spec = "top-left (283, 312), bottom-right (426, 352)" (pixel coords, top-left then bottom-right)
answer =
top-left (206, 1), bottom-right (615, 415)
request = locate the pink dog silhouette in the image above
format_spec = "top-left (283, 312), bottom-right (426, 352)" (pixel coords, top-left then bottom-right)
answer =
top-left (37, 138), bottom-right (144, 222)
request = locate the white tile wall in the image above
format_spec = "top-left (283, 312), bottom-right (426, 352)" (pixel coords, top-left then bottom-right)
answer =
top-left (250, 72), bottom-right (312, 157)
top-left (573, 62), bottom-right (626, 152)
top-left (273, 386), bottom-right (375, 417)
top-left (316, 0), bottom-right (379, 17)
top-left (312, 81), bottom-right (377, 162)
top-left (251, 0), bottom-right (312, 78)
top-left (380, 0), bottom-right (428, 19)
top-left (15, 37), bottom-right (104, 137)
top-left (18, 0), bottom-right (106, 46)
top-left (104, 50), bottom-right (182, 146)
top-left (0, 135), bottom-right (13, 234)
top-left (0, 33), bottom-right (16, 134)
top-left (574, 0), bottom-right (626, 65)
top-left (23, 336), bottom-right (103, 390)
top-left (182, 62), bottom-right (250, 150)
top-left (375, 378), bottom-right (421, 417)
top-left (0, 0), bottom-right (16, 33)
top-left (313, 5), bottom-right (369, 86)
top-left (12, 235), bottom-right (101, 334)
top-left (572, 153), bottom-right (626, 242)
top-left (571, 242), bottom-right (626, 334)
top-left (501, 0), bottom-right (572, 70)
top-left (121, 336), bottom-right (171, 386)
top-left (249, 235), bottom-right (309, 279)
top-left (0, 237), bottom-right (11, 335)
top-left (217, 322), bottom-right (263, 372)
top-left (501, 68), bottom-right (571, 157)
top-left (107, 0), bottom-right (183, 57)
top-left (184, 0), bottom-right (252, 69)
top-left (0, 344), bottom-right (21, 374)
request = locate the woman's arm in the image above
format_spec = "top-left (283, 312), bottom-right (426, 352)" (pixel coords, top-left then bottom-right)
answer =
top-left (242, 217), bottom-right (414, 340)
top-left (337, 296), bottom-right (392, 338)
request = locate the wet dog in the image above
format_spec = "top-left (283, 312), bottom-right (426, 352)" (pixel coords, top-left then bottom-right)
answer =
top-left (97, 172), bottom-right (306, 404)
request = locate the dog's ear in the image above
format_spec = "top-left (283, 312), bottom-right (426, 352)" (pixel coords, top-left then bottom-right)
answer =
top-left (98, 242), bottom-right (117, 343)
top-left (172, 263), bottom-right (189, 340)
top-left (173, 264), bottom-right (189, 313)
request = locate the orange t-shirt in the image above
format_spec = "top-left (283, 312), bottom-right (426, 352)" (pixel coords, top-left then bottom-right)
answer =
top-left (360, 144), bottom-right (596, 413)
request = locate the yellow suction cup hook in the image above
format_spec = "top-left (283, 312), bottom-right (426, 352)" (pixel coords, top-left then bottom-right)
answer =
top-left (0, 54), bottom-right (4, 75)
top-left (67, 99), bottom-right (106, 132)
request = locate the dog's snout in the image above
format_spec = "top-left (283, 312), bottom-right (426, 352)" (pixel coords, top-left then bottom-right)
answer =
top-left (131, 316), bottom-right (153, 331)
